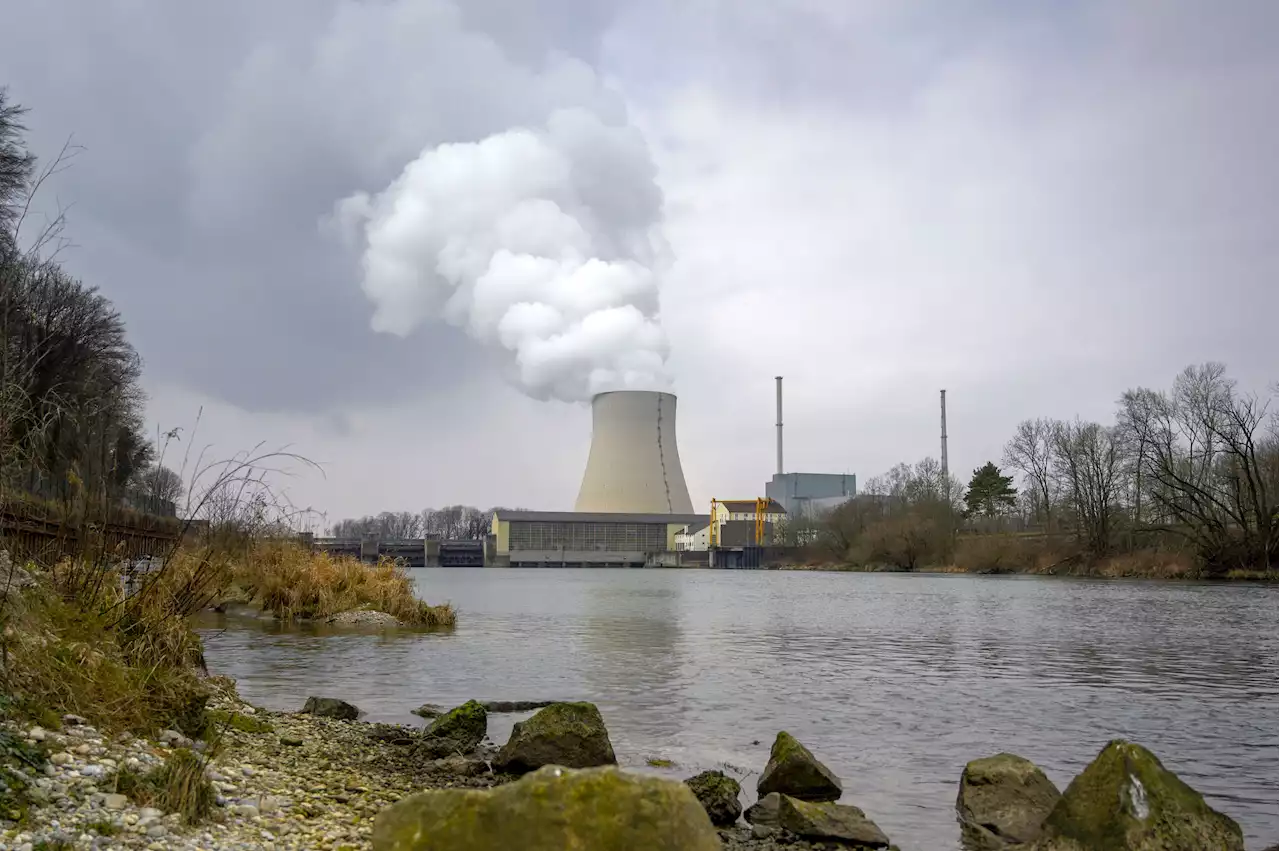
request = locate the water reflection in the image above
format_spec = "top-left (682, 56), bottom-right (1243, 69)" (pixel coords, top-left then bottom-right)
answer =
top-left (196, 570), bottom-right (1278, 851)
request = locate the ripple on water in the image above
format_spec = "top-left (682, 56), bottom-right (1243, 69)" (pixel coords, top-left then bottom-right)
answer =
top-left (197, 570), bottom-right (1279, 851)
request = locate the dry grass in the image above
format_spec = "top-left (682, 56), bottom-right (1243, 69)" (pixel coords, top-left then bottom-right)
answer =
top-left (113, 749), bottom-right (215, 824)
top-left (3, 560), bottom-right (211, 735)
top-left (231, 540), bottom-right (456, 627)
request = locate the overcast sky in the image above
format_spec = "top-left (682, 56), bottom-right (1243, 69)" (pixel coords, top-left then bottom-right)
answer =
top-left (3, 0), bottom-right (1275, 526)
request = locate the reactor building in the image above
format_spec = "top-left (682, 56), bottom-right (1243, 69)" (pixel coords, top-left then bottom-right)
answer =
top-left (490, 391), bottom-right (704, 567)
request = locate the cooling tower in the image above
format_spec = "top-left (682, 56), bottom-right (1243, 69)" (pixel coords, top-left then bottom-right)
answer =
top-left (574, 391), bottom-right (695, 514)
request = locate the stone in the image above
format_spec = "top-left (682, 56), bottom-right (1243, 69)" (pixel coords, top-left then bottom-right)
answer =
top-left (751, 823), bottom-right (776, 839)
top-left (684, 770), bottom-right (743, 826)
top-left (50, 752), bottom-right (73, 766)
top-left (412, 704), bottom-right (445, 719)
top-left (326, 609), bottom-right (402, 627)
top-left (301, 697), bottom-right (360, 720)
top-left (756, 731), bottom-right (842, 802)
top-left (418, 700), bottom-right (487, 758)
top-left (279, 735), bottom-right (304, 747)
top-left (777, 795), bottom-right (892, 848)
top-left (957, 753), bottom-right (1061, 846)
top-left (493, 702), bottom-right (617, 774)
top-left (1028, 740), bottom-right (1244, 851)
top-left (744, 792), bottom-right (782, 827)
top-left (28, 727), bottom-right (46, 742)
top-left (371, 765), bottom-right (719, 851)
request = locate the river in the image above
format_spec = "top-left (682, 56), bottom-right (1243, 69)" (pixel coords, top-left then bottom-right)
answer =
top-left (196, 568), bottom-right (1279, 850)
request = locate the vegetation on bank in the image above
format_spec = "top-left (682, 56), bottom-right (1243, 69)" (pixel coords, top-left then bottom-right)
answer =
top-left (224, 540), bottom-right (456, 626)
top-left (778, 363), bottom-right (1277, 580)
top-left (0, 93), bottom-right (455, 764)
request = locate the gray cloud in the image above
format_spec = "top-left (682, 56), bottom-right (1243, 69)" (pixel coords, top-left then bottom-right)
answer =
top-left (1, 0), bottom-right (1274, 516)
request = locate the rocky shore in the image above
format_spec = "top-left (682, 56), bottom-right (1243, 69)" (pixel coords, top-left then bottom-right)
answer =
top-left (0, 680), bottom-right (1269, 851)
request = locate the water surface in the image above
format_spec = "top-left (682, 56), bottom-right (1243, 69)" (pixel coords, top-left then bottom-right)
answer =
top-left (197, 569), bottom-right (1279, 850)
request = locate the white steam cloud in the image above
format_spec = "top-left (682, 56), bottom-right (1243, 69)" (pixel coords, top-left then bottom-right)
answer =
top-left (335, 108), bottom-right (672, 403)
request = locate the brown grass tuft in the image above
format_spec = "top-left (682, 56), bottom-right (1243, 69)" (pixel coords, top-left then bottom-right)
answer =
top-left (231, 541), bottom-right (455, 627)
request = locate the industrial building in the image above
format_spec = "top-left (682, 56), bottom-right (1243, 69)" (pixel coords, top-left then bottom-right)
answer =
top-left (766, 472), bottom-right (857, 519)
top-left (491, 509), bottom-right (705, 567)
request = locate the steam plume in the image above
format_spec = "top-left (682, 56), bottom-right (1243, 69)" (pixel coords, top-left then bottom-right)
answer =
top-left (335, 108), bottom-right (672, 403)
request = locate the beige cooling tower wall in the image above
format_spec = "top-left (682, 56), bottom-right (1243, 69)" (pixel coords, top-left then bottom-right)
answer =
top-left (574, 391), bottom-right (695, 514)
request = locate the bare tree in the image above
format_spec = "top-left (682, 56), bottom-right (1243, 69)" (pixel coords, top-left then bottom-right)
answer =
top-left (1118, 363), bottom-right (1278, 572)
top-left (1003, 418), bottom-right (1058, 529)
top-left (138, 465), bottom-right (183, 503)
top-left (1051, 418), bottom-right (1127, 556)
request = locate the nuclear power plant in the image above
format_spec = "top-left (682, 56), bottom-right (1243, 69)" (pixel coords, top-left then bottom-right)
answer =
top-left (490, 390), bottom-right (703, 567)
top-left (484, 379), bottom-right (860, 567)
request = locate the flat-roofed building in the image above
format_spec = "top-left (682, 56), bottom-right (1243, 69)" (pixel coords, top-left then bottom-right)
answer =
top-left (491, 509), bottom-right (707, 567)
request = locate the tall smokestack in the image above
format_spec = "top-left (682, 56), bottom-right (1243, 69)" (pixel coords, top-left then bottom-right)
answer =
top-left (940, 389), bottom-right (949, 487)
top-left (575, 391), bottom-right (695, 514)
top-left (775, 376), bottom-right (784, 476)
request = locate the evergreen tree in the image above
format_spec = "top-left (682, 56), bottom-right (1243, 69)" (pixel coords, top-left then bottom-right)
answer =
top-left (964, 462), bottom-right (1018, 517)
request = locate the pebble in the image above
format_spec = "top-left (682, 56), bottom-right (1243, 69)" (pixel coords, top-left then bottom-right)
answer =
top-left (103, 793), bottom-right (128, 810)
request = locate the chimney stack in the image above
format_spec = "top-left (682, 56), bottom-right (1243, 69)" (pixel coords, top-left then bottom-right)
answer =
top-left (775, 376), bottom-right (784, 476)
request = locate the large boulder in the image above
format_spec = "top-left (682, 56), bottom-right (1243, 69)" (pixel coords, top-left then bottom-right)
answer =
top-left (777, 795), bottom-right (893, 849)
top-left (684, 770), bottom-right (742, 826)
top-left (418, 700), bottom-right (487, 758)
top-left (301, 696), bottom-right (360, 720)
top-left (493, 702), bottom-right (616, 774)
top-left (957, 752), bottom-right (1061, 846)
top-left (1029, 740), bottom-right (1244, 851)
top-left (756, 731), bottom-right (842, 802)
top-left (371, 764), bottom-right (720, 851)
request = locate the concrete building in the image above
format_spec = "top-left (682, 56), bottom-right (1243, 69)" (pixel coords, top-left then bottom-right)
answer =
top-left (491, 510), bottom-right (706, 567)
top-left (575, 391), bottom-right (695, 514)
top-left (675, 519), bottom-right (711, 551)
top-left (766, 472), bottom-right (857, 519)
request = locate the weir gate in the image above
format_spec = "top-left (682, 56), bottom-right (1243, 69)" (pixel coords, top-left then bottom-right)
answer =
top-left (305, 536), bottom-right (488, 568)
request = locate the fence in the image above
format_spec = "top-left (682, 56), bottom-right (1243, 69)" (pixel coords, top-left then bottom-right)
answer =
top-left (0, 503), bottom-right (182, 565)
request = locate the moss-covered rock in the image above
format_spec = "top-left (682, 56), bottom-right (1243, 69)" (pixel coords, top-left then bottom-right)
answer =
top-left (417, 700), bottom-right (487, 758)
top-left (301, 696), bottom-right (360, 720)
top-left (1029, 740), bottom-right (1244, 851)
top-left (493, 701), bottom-right (616, 774)
top-left (371, 764), bottom-right (720, 851)
top-left (777, 795), bottom-right (892, 848)
top-left (685, 769), bottom-right (742, 826)
top-left (756, 731), bottom-right (842, 802)
top-left (957, 752), bottom-right (1060, 846)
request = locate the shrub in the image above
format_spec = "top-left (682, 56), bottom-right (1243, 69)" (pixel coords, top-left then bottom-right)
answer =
top-left (952, 535), bottom-right (1041, 574)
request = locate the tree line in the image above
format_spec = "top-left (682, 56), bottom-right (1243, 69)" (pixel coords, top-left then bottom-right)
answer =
top-left (328, 506), bottom-right (505, 541)
top-left (790, 363), bottom-right (1277, 575)
top-left (0, 90), bottom-right (183, 517)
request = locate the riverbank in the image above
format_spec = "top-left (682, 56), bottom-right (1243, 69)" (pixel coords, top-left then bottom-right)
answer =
top-left (777, 546), bottom-right (1277, 581)
top-left (0, 681), bottom-right (875, 851)
top-left (2, 679), bottom-right (1269, 850)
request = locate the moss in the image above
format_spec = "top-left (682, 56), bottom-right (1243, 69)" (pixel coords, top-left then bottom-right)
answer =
top-left (646, 758), bottom-right (675, 768)
top-left (84, 819), bottom-right (120, 836)
top-left (1037, 740), bottom-right (1243, 851)
top-left (206, 708), bottom-right (272, 734)
top-left (427, 700), bottom-right (486, 742)
top-left (371, 765), bottom-right (720, 851)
